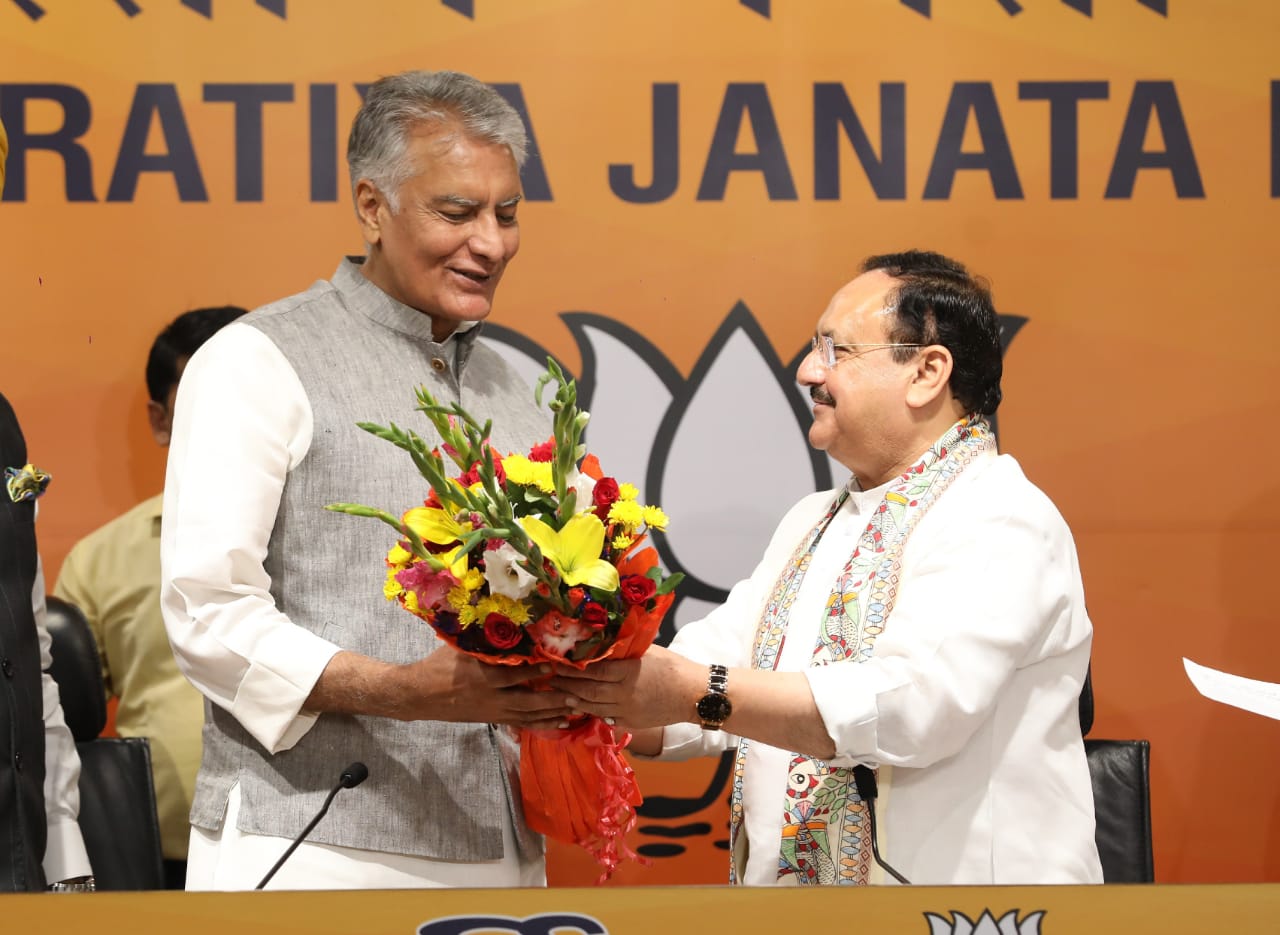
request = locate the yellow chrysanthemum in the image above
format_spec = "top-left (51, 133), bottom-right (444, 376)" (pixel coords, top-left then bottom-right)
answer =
top-left (447, 585), bottom-right (474, 612)
top-left (457, 604), bottom-right (479, 627)
top-left (461, 568), bottom-right (485, 592)
top-left (607, 499), bottom-right (644, 530)
top-left (504, 602), bottom-right (532, 625)
top-left (386, 543), bottom-right (413, 568)
top-left (611, 534), bottom-right (634, 551)
top-left (383, 568), bottom-right (404, 601)
top-left (503, 454), bottom-right (556, 494)
top-left (403, 590), bottom-right (420, 614)
top-left (618, 482), bottom-right (639, 501)
top-left (476, 594), bottom-right (533, 625)
top-left (641, 505), bottom-right (669, 531)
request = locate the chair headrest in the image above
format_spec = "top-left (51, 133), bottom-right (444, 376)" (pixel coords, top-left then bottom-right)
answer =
top-left (44, 595), bottom-right (108, 741)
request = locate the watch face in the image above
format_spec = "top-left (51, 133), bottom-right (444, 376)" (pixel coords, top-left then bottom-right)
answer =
top-left (696, 692), bottom-right (733, 725)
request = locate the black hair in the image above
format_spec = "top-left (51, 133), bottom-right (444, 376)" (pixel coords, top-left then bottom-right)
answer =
top-left (145, 306), bottom-right (248, 403)
top-left (860, 249), bottom-right (1003, 415)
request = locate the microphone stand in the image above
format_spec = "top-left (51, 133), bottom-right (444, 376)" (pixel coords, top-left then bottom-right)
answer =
top-left (853, 765), bottom-right (911, 885)
top-left (255, 763), bottom-right (368, 890)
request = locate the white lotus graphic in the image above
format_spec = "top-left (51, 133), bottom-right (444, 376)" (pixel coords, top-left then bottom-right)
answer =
top-left (925, 910), bottom-right (1045, 935)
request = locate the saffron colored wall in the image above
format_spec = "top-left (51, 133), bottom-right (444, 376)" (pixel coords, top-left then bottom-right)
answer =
top-left (1, 0), bottom-right (1277, 885)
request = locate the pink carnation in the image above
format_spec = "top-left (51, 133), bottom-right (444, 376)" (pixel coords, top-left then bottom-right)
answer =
top-left (394, 563), bottom-right (458, 611)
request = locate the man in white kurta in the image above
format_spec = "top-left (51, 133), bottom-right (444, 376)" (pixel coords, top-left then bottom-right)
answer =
top-left (554, 250), bottom-right (1103, 886)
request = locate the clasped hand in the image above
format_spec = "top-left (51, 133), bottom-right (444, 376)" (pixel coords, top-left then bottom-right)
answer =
top-left (407, 650), bottom-right (572, 730)
top-left (548, 645), bottom-right (701, 731)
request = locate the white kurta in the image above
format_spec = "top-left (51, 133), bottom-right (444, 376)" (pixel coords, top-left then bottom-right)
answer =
top-left (662, 450), bottom-right (1103, 885)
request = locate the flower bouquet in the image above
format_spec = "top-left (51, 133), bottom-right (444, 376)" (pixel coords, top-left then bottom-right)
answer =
top-left (327, 360), bottom-right (681, 878)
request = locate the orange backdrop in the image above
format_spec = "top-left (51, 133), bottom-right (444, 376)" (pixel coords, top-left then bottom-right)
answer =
top-left (2, 0), bottom-right (1278, 885)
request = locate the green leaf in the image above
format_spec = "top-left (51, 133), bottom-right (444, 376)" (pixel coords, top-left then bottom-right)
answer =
top-left (655, 572), bottom-right (684, 596)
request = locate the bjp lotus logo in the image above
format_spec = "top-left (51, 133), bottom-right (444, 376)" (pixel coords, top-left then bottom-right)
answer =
top-left (925, 910), bottom-right (1046, 935)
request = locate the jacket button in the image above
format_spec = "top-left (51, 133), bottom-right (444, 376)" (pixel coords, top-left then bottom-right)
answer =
top-left (430, 357), bottom-right (447, 373)
top-left (13, 752), bottom-right (22, 771)
top-left (0, 658), bottom-right (12, 678)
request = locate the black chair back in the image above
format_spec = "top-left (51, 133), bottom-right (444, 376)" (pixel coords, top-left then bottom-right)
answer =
top-left (1085, 738), bottom-right (1154, 883)
top-left (45, 596), bottom-right (166, 890)
top-left (44, 595), bottom-right (107, 741)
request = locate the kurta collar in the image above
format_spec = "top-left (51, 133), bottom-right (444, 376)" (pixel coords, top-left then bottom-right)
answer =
top-left (332, 257), bottom-right (484, 361)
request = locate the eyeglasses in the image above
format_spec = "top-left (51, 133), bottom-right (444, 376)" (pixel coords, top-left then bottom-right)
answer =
top-left (809, 335), bottom-right (924, 370)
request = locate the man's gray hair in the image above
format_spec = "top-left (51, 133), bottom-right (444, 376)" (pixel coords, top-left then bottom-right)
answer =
top-left (347, 70), bottom-right (528, 212)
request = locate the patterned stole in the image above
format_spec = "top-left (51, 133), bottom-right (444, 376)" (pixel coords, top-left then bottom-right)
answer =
top-left (727, 416), bottom-right (995, 885)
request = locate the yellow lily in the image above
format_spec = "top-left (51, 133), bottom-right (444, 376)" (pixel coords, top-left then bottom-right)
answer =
top-left (403, 506), bottom-right (471, 545)
top-left (520, 514), bottom-right (619, 590)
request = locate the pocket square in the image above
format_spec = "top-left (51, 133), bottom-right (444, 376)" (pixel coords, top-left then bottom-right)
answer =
top-left (6, 463), bottom-right (51, 503)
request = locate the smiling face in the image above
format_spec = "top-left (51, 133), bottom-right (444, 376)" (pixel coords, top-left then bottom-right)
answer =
top-left (355, 120), bottom-right (523, 341)
top-left (797, 269), bottom-right (963, 488)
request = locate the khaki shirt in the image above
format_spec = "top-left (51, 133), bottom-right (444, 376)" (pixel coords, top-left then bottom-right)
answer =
top-left (55, 494), bottom-right (203, 861)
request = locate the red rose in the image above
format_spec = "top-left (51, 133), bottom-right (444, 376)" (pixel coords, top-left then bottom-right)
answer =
top-left (579, 601), bottom-right (609, 629)
top-left (619, 574), bottom-right (657, 606)
top-left (592, 477), bottom-right (621, 519)
top-left (529, 438), bottom-right (555, 462)
top-left (482, 613), bottom-right (523, 650)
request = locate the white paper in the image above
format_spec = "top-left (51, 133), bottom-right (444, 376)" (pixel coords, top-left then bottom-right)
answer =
top-left (1183, 658), bottom-right (1280, 721)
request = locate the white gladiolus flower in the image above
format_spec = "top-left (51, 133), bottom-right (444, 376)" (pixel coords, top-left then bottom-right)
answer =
top-left (571, 469), bottom-right (597, 514)
top-left (485, 541), bottom-right (537, 600)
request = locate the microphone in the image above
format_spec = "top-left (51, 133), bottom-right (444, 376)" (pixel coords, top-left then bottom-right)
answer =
top-left (852, 765), bottom-right (911, 885)
top-left (255, 761), bottom-right (369, 890)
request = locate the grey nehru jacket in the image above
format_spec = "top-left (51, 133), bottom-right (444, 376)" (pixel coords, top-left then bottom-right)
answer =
top-left (189, 259), bottom-right (549, 862)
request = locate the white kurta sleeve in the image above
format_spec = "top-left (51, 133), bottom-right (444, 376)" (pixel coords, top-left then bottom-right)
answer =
top-left (32, 558), bottom-right (92, 882)
top-left (804, 473), bottom-right (1087, 767)
top-left (160, 324), bottom-right (341, 755)
top-left (661, 491), bottom-right (834, 760)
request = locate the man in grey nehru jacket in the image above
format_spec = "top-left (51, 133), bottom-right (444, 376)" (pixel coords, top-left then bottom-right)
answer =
top-left (160, 71), bottom-right (572, 890)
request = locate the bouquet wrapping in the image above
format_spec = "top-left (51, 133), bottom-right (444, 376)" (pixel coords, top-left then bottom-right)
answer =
top-left (329, 361), bottom-right (680, 879)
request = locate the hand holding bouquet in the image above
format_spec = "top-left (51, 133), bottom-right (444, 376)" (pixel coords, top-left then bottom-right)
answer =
top-left (328, 360), bottom-right (681, 878)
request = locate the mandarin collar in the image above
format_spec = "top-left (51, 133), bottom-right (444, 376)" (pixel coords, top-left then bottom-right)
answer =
top-left (332, 257), bottom-right (484, 361)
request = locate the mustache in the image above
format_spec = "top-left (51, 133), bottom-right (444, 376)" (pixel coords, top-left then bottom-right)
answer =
top-left (810, 385), bottom-right (835, 406)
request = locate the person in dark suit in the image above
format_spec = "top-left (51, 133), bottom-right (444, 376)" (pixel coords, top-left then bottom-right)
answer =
top-left (0, 118), bottom-right (94, 893)
top-left (0, 390), bottom-right (51, 891)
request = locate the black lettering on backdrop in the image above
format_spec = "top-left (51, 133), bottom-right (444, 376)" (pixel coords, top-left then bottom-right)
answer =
top-left (609, 83), bottom-right (679, 203)
top-left (309, 84), bottom-right (338, 202)
top-left (0, 83), bottom-right (95, 202)
top-left (106, 84), bottom-right (207, 202)
top-left (924, 82), bottom-right (1023, 199)
top-left (1105, 80), bottom-right (1204, 198)
top-left (0, 77), bottom-right (1236, 204)
top-left (1018, 81), bottom-right (1109, 198)
top-left (203, 83), bottom-right (294, 201)
top-left (813, 82), bottom-right (906, 200)
top-left (697, 83), bottom-right (797, 201)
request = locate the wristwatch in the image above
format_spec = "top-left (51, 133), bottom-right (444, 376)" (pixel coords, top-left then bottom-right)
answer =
top-left (695, 663), bottom-right (733, 730)
top-left (49, 875), bottom-right (95, 893)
